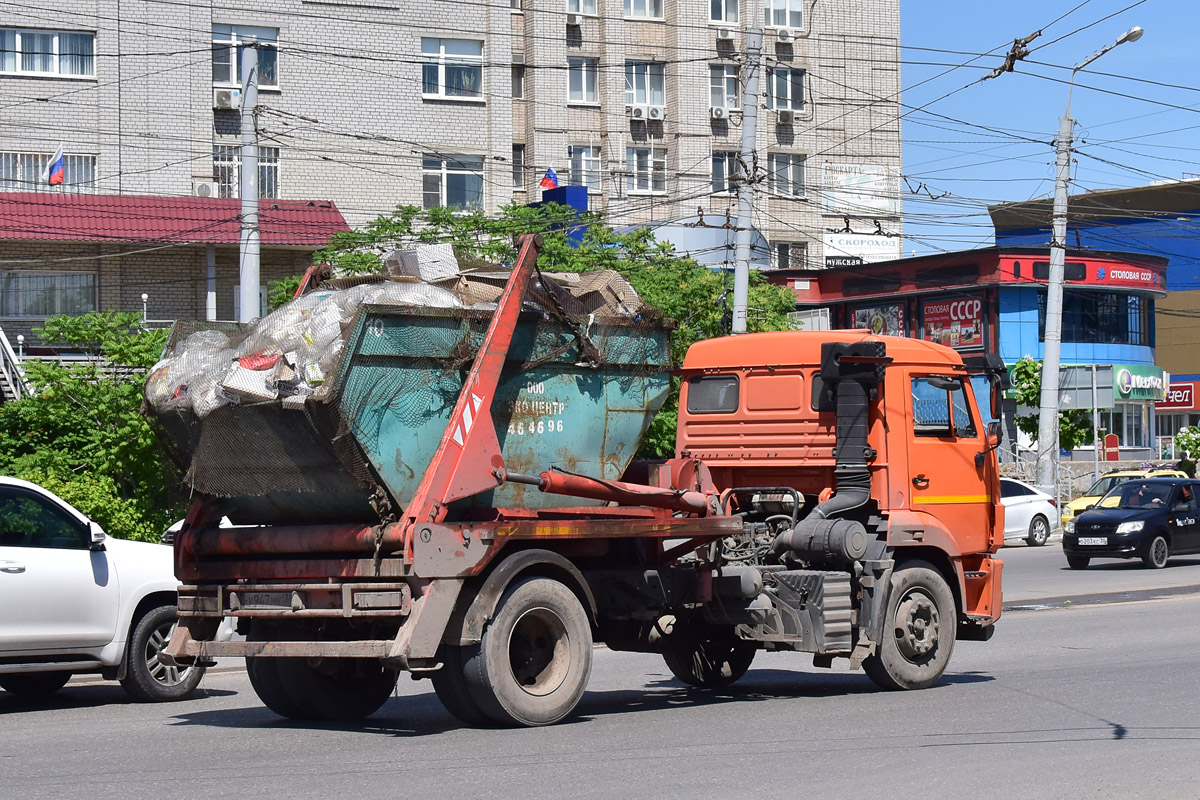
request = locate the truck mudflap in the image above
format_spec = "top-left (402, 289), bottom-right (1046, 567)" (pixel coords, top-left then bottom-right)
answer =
top-left (959, 553), bottom-right (1003, 625)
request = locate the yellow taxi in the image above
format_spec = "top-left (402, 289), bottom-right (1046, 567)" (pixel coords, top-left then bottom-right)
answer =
top-left (1060, 467), bottom-right (1189, 528)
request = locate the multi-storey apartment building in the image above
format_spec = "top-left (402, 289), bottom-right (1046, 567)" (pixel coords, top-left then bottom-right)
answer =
top-left (0, 0), bottom-right (902, 337)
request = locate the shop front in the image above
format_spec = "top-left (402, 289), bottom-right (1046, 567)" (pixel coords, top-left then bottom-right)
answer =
top-left (1155, 376), bottom-right (1200, 458)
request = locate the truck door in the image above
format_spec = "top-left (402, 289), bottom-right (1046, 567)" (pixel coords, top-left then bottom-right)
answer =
top-left (906, 374), bottom-right (992, 554)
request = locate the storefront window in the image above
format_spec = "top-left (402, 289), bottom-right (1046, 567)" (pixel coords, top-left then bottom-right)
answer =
top-left (1037, 291), bottom-right (1154, 346)
top-left (1099, 403), bottom-right (1151, 449)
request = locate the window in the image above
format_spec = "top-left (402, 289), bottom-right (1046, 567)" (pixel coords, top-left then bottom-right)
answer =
top-left (766, 67), bottom-right (804, 110)
top-left (911, 376), bottom-right (975, 438)
top-left (512, 144), bottom-right (525, 189)
top-left (421, 38), bottom-right (483, 99)
top-left (1036, 291), bottom-right (1154, 346)
top-left (213, 145), bottom-right (280, 199)
top-left (711, 0), bottom-right (739, 23)
top-left (709, 65), bottom-right (739, 109)
top-left (774, 241), bottom-right (807, 269)
top-left (687, 376), bottom-right (739, 414)
top-left (763, 0), bottom-right (803, 28)
top-left (0, 152), bottom-right (95, 193)
top-left (568, 57), bottom-right (599, 104)
top-left (511, 0), bottom-right (524, 9)
top-left (0, 489), bottom-right (86, 549)
top-left (512, 65), bottom-right (525, 99)
top-left (626, 146), bottom-right (666, 194)
top-left (568, 0), bottom-right (598, 13)
top-left (769, 153), bottom-right (805, 197)
top-left (568, 145), bottom-right (601, 192)
top-left (625, 61), bottom-right (665, 106)
top-left (712, 150), bottom-right (741, 193)
top-left (423, 155), bottom-right (483, 209)
top-left (212, 25), bottom-right (278, 87)
top-left (625, 0), bottom-right (664, 19)
top-left (0, 271), bottom-right (96, 318)
top-left (1100, 403), bottom-right (1150, 449)
top-left (0, 29), bottom-right (94, 77)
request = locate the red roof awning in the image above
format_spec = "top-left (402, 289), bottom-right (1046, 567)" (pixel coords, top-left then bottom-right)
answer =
top-left (0, 192), bottom-right (349, 247)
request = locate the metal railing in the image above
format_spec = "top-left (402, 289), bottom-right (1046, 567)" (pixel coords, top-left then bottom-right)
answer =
top-left (0, 326), bottom-right (32, 401)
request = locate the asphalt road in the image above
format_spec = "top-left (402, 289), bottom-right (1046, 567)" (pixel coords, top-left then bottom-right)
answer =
top-left (998, 539), bottom-right (1200, 606)
top-left (3, 590), bottom-right (1200, 800)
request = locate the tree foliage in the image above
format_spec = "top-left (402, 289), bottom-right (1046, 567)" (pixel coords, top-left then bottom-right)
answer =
top-left (1010, 355), bottom-right (1094, 452)
top-left (300, 203), bottom-right (798, 457)
top-left (0, 312), bottom-right (180, 541)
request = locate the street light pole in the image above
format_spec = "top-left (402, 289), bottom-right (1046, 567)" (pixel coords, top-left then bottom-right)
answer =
top-left (1033, 25), bottom-right (1143, 497)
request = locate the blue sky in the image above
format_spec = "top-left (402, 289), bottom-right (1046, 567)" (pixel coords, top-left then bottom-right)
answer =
top-left (898, 0), bottom-right (1195, 256)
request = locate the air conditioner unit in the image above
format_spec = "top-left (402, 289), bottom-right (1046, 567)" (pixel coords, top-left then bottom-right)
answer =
top-left (192, 180), bottom-right (218, 198)
top-left (776, 28), bottom-right (794, 42)
top-left (629, 104), bottom-right (649, 120)
top-left (213, 88), bottom-right (241, 110)
top-left (716, 27), bottom-right (735, 41)
top-left (566, 13), bottom-right (584, 26)
top-left (711, 106), bottom-right (729, 120)
top-left (777, 108), bottom-right (795, 124)
top-left (647, 105), bottom-right (666, 121)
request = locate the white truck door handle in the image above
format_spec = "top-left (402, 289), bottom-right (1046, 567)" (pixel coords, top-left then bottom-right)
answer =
top-left (0, 560), bottom-right (25, 573)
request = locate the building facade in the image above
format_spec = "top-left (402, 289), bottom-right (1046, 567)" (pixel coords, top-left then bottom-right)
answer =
top-left (770, 246), bottom-right (1172, 461)
top-left (1, 0), bottom-right (902, 268)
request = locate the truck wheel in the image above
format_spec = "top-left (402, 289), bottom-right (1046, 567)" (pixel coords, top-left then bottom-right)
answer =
top-left (273, 657), bottom-right (398, 721)
top-left (862, 561), bottom-right (956, 691)
top-left (463, 577), bottom-right (592, 727)
top-left (119, 605), bottom-right (205, 702)
top-left (0, 672), bottom-right (71, 699)
top-left (1066, 554), bottom-right (1090, 570)
top-left (247, 655), bottom-right (309, 719)
top-left (431, 645), bottom-right (493, 726)
top-left (1026, 515), bottom-right (1051, 547)
top-left (662, 627), bottom-right (756, 688)
top-left (1143, 535), bottom-right (1170, 569)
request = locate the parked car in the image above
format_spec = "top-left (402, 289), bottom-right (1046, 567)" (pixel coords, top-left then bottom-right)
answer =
top-left (1063, 477), bottom-right (1200, 570)
top-left (1059, 467), bottom-right (1188, 528)
top-left (0, 477), bottom-right (204, 701)
top-left (1000, 477), bottom-right (1059, 546)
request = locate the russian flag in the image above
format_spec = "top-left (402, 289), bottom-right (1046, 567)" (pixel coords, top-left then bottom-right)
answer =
top-left (40, 145), bottom-right (65, 186)
top-left (540, 166), bottom-right (558, 190)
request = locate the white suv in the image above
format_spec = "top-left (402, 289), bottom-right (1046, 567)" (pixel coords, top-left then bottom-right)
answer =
top-left (0, 477), bottom-right (204, 702)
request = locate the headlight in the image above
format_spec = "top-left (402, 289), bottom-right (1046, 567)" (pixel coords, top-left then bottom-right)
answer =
top-left (1116, 521), bottom-right (1144, 534)
top-left (1065, 521), bottom-right (1075, 533)
top-left (1062, 508), bottom-right (1074, 519)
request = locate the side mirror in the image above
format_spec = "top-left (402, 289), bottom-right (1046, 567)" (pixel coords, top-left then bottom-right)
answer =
top-left (1174, 503), bottom-right (1190, 513)
top-left (88, 521), bottom-right (106, 550)
top-left (986, 420), bottom-right (1003, 448)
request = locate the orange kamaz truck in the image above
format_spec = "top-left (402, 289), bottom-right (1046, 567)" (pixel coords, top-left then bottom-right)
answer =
top-left (159, 234), bottom-right (1006, 727)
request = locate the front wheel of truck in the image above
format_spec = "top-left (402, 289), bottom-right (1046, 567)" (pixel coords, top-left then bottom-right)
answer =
top-left (863, 561), bottom-right (956, 691)
top-left (463, 576), bottom-right (592, 727)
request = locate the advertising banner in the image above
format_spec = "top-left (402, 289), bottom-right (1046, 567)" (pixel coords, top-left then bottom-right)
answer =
top-left (1112, 364), bottom-right (1166, 401)
top-left (920, 297), bottom-right (983, 350)
top-left (851, 303), bottom-right (904, 336)
top-left (821, 164), bottom-right (899, 216)
top-left (822, 232), bottom-right (902, 267)
top-left (1157, 381), bottom-right (1197, 410)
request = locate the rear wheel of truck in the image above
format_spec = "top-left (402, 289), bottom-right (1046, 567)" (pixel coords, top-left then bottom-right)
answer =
top-left (463, 577), bottom-right (592, 727)
top-left (662, 624), bottom-right (757, 688)
top-left (272, 657), bottom-right (398, 721)
top-left (863, 561), bottom-right (956, 691)
top-left (0, 671), bottom-right (71, 700)
top-left (431, 645), bottom-right (493, 726)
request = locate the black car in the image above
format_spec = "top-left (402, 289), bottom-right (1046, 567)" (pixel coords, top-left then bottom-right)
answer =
top-left (1063, 477), bottom-right (1200, 570)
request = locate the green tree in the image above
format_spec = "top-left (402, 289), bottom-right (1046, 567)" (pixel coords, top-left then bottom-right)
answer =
top-left (1010, 355), bottom-right (1094, 452)
top-left (298, 203), bottom-right (797, 457)
top-left (0, 312), bottom-right (181, 541)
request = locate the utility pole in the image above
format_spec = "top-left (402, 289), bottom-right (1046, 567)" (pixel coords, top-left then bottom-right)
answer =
top-left (731, 19), bottom-right (763, 334)
top-left (238, 41), bottom-right (261, 323)
top-left (1033, 25), bottom-right (1143, 497)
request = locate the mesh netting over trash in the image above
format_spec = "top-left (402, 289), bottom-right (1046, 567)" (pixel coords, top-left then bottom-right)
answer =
top-left (145, 245), bottom-right (673, 521)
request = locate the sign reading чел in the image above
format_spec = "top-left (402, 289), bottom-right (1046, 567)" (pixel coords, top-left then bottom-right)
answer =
top-left (1158, 381), bottom-right (1196, 410)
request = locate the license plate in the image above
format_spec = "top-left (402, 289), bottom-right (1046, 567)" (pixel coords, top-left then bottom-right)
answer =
top-left (236, 591), bottom-right (294, 609)
top-left (1077, 537), bottom-right (1107, 546)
